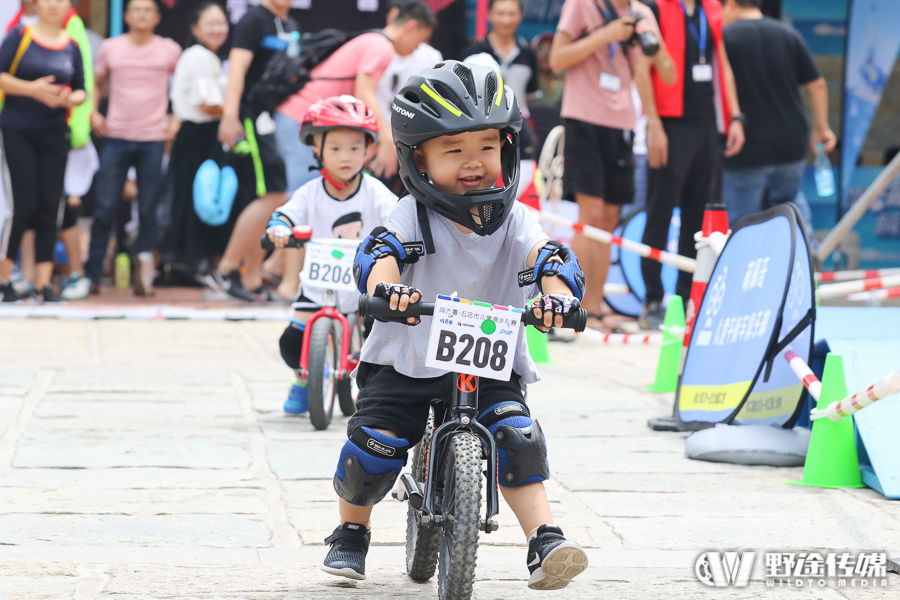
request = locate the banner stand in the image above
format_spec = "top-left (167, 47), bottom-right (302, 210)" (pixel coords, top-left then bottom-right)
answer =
top-left (675, 204), bottom-right (816, 431)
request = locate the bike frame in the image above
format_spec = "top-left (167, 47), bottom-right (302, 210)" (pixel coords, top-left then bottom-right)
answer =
top-left (420, 372), bottom-right (500, 535)
top-left (297, 289), bottom-right (358, 381)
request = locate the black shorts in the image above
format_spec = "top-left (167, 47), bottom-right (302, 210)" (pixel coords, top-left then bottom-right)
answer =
top-left (234, 114), bottom-right (287, 199)
top-left (348, 362), bottom-right (526, 446)
top-left (562, 117), bottom-right (635, 205)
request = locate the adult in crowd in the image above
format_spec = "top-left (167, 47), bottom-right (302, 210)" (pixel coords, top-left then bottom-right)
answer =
top-left (721, 0), bottom-right (835, 238)
top-left (0, 0), bottom-right (86, 303)
top-left (549, 0), bottom-right (675, 330)
top-left (209, 0), bottom-right (298, 302)
top-left (276, 1), bottom-right (436, 195)
top-left (637, 0), bottom-right (744, 330)
top-left (462, 0), bottom-right (540, 170)
top-left (86, 0), bottom-right (181, 297)
top-left (161, 2), bottom-right (229, 275)
top-left (264, 1), bottom-right (435, 302)
top-left (375, 0), bottom-right (442, 195)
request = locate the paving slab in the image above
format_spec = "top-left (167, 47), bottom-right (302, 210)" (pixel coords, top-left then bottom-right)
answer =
top-left (0, 514), bottom-right (271, 547)
top-left (0, 318), bottom-right (896, 600)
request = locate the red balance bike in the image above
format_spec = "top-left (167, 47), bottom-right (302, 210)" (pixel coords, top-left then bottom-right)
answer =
top-left (262, 226), bottom-right (363, 429)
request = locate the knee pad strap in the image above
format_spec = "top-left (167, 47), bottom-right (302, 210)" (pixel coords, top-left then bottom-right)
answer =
top-left (334, 427), bottom-right (410, 507)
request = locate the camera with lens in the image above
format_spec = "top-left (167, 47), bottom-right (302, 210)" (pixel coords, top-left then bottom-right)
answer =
top-left (624, 13), bottom-right (660, 57)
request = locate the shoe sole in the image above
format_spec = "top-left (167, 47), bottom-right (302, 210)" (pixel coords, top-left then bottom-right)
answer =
top-left (528, 542), bottom-right (588, 591)
top-left (320, 564), bottom-right (366, 581)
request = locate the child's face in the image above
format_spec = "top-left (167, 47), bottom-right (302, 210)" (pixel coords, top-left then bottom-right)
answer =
top-left (313, 129), bottom-right (368, 181)
top-left (414, 129), bottom-right (503, 197)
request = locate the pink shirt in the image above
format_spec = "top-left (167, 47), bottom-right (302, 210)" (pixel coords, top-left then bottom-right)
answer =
top-left (557, 0), bottom-right (657, 130)
top-left (95, 35), bottom-right (181, 141)
top-left (278, 32), bottom-right (394, 123)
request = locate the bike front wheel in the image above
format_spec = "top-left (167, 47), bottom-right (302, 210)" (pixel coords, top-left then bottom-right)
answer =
top-left (437, 432), bottom-right (482, 600)
top-left (406, 411), bottom-right (439, 581)
top-left (337, 313), bottom-right (362, 417)
top-left (307, 317), bottom-right (337, 430)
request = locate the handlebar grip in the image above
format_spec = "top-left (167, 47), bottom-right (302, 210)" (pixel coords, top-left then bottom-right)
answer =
top-left (524, 307), bottom-right (587, 333)
top-left (358, 295), bottom-right (434, 320)
top-left (260, 234), bottom-right (305, 250)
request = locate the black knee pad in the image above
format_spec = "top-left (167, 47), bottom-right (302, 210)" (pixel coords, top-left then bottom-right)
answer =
top-left (279, 324), bottom-right (305, 369)
top-left (334, 427), bottom-right (410, 507)
top-left (478, 401), bottom-right (549, 487)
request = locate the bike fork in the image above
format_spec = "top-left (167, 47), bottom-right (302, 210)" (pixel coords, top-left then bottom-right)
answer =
top-left (401, 374), bottom-right (499, 534)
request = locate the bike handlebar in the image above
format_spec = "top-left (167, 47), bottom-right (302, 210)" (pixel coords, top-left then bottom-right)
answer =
top-left (358, 295), bottom-right (587, 332)
top-left (260, 225), bottom-right (313, 251)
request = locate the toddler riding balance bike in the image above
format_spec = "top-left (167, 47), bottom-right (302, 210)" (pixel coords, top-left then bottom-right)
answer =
top-left (262, 226), bottom-right (363, 429)
top-left (359, 293), bottom-right (586, 600)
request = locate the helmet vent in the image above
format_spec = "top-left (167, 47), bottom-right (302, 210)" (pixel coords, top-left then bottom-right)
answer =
top-left (431, 81), bottom-right (456, 102)
top-left (403, 90), bottom-right (421, 103)
top-left (484, 73), bottom-right (497, 116)
top-left (453, 63), bottom-right (477, 102)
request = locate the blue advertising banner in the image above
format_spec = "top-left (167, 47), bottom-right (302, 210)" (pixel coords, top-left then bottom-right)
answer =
top-left (734, 207), bottom-right (815, 426)
top-left (677, 205), bottom-right (814, 430)
top-left (841, 0), bottom-right (900, 202)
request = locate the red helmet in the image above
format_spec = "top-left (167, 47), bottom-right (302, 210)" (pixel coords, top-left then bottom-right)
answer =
top-left (300, 95), bottom-right (379, 146)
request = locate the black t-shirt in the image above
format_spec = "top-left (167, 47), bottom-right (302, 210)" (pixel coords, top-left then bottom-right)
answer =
top-left (724, 17), bottom-right (821, 169)
top-left (460, 36), bottom-right (540, 106)
top-left (231, 5), bottom-right (299, 114)
top-left (0, 27), bottom-right (85, 131)
top-left (645, 0), bottom-right (715, 124)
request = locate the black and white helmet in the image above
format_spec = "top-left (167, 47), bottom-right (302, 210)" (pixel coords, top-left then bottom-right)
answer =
top-left (391, 60), bottom-right (522, 236)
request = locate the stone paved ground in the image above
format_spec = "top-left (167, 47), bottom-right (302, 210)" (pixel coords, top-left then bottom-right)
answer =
top-left (0, 318), bottom-right (897, 599)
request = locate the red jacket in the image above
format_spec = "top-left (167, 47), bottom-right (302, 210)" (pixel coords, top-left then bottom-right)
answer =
top-left (651, 0), bottom-right (732, 133)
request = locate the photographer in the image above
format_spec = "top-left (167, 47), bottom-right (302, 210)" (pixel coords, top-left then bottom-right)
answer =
top-left (549, 0), bottom-right (674, 331)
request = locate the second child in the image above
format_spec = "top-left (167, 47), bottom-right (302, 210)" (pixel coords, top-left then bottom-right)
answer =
top-left (266, 96), bottom-right (397, 415)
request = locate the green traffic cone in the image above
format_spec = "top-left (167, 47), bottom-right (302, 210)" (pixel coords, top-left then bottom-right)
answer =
top-left (788, 353), bottom-right (864, 489)
top-left (647, 295), bottom-right (685, 393)
top-left (526, 325), bottom-right (551, 364)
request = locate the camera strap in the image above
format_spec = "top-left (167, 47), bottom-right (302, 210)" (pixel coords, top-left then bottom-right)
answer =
top-left (592, 0), bottom-right (636, 69)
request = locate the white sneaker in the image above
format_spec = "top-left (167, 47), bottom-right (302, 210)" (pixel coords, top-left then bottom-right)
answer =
top-left (62, 274), bottom-right (92, 301)
top-left (134, 252), bottom-right (156, 296)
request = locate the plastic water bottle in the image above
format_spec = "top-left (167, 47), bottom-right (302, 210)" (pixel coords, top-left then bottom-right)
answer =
top-left (814, 143), bottom-right (835, 197)
top-left (115, 253), bottom-right (131, 289)
top-left (286, 31), bottom-right (301, 58)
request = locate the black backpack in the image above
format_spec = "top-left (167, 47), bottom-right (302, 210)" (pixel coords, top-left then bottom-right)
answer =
top-left (247, 29), bottom-right (383, 115)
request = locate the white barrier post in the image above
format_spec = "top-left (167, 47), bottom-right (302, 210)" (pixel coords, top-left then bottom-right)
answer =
top-left (815, 273), bottom-right (900, 301)
top-left (811, 370), bottom-right (900, 422)
top-left (783, 347), bottom-right (822, 402)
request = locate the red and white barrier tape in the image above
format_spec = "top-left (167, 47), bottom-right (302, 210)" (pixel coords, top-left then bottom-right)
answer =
top-left (815, 273), bottom-right (900, 301)
top-left (815, 267), bottom-right (900, 282)
top-left (530, 209), bottom-right (697, 273)
top-left (783, 347), bottom-right (822, 402)
top-left (580, 329), bottom-right (664, 344)
top-left (603, 283), bottom-right (631, 296)
top-left (811, 370), bottom-right (900, 422)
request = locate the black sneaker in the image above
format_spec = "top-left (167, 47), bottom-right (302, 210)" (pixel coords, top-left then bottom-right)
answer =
top-left (526, 525), bottom-right (588, 590)
top-left (638, 300), bottom-right (666, 331)
top-left (37, 284), bottom-right (64, 303)
top-left (1, 282), bottom-right (26, 303)
top-left (206, 268), bottom-right (257, 302)
top-left (321, 522), bottom-right (370, 581)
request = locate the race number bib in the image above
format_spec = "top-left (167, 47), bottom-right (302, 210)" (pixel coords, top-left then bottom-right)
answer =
top-left (300, 238), bottom-right (359, 293)
top-left (425, 295), bottom-right (522, 381)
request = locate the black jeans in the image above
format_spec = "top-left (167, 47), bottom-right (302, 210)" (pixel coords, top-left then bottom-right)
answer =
top-left (85, 138), bottom-right (165, 283)
top-left (1, 125), bottom-right (69, 263)
top-left (641, 119), bottom-right (722, 303)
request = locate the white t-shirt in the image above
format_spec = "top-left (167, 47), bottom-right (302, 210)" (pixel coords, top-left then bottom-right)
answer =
top-left (358, 196), bottom-right (548, 384)
top-left (277, 174), bottom-right (397, 313)
top-left (171, 45), bottom-right (227, 124)
top-left (375, 44), bottom-right (443, 135)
